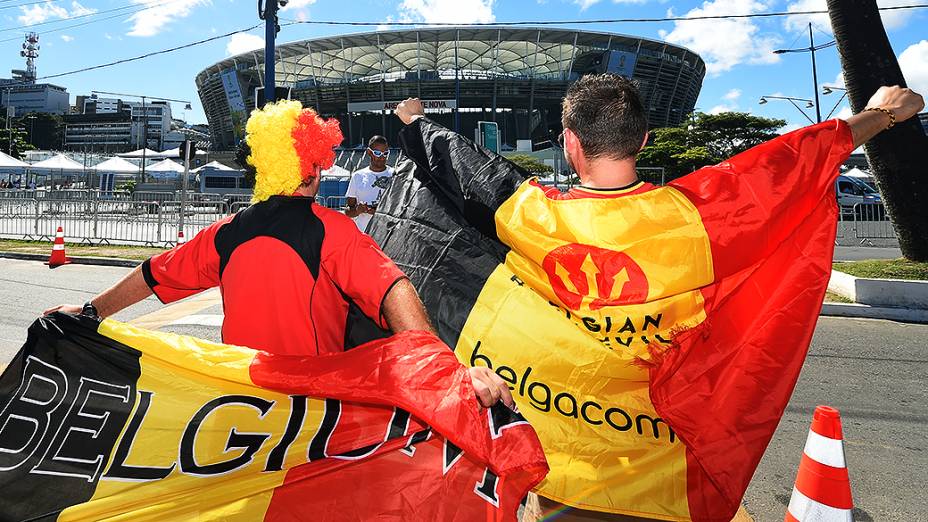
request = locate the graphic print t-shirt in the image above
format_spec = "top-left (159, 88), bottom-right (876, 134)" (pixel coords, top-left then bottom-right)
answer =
top-left (346, 166), bottom-right (394, 232)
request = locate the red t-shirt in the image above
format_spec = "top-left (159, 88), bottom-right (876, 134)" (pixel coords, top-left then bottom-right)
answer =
top-left (141, 196), bottom-right (406, 356)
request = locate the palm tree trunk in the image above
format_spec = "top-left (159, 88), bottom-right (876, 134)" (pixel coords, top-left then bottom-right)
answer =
top-left (827, 0), bottom-right (928, 261)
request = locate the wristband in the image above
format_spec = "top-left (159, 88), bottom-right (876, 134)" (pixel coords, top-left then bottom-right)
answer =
top-left (82, 301), bottom-right (99, 318)
top-left (863, 107), bottom-right (896, 129)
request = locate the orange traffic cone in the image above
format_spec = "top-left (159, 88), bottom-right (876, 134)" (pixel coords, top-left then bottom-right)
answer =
top-left (784, 406), bottom-right (853, 522)
top-left (47, 226), bottom-right (71, 268)
top-left (177, 230), bottom-right (186, 245)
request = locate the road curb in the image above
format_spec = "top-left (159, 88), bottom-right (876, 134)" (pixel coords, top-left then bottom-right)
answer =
top-left (828, 269), bottom-right (928, 309)
top-left (0, 251), bottom-right (142, 268)
top-left (821, 302), bottom-right (928, 324)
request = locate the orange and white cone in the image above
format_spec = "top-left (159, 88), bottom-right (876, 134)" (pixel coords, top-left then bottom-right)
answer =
top-left (176, 230), bottom-right (186, 245)
top-left (47, 226), bottom-right (71, 268)
top-left (784, 406), bottom-right (853, 522)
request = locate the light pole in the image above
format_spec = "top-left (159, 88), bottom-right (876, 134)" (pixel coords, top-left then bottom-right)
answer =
top-left (91, 90), bottom-right (192, 184)
top-left (258, 0), bottom-right (286, 105)
top-left (821, 85), bottom-right (849, 120)
top-left (25, 113), bottom-right (36, 147)
top-left (772, 22), bottom-right (836, 124)
top-left (758, 95), bottom-right (818, 124)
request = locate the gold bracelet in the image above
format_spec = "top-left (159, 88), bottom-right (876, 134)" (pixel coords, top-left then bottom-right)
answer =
top-left (863, 107), bottom-right (896, 129)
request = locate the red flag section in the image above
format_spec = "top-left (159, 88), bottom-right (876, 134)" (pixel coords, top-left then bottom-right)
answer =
top-left (653, 120), bottom-right (854, 518)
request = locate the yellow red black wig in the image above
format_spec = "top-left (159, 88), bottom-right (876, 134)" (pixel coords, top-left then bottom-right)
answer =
top-left (245, 100), bottom-right (343, 203)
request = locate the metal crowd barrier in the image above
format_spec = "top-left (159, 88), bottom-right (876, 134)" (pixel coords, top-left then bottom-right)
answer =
top-left (323, 196), bottom-right (348, 210)
top-left (852, 203), bottom-right (895, 244)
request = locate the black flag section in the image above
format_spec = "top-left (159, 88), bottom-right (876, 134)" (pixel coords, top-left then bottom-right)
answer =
top-left (368, 117), bottom-right (529, 347)
top-left (0, 313), bottom-right (141, 521)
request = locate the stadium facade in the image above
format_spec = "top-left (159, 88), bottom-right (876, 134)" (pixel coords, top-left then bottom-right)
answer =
top-left (196, 27), bottom-right (706, 150)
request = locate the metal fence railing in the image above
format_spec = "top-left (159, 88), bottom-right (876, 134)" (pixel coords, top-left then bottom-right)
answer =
top-left (0, 192), bottom-right (899, 248)
top-left (0, 192), bottom-right (249, 247)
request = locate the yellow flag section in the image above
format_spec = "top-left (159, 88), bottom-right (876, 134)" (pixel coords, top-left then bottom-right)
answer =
top-left (455, 181), bottom-right (714, 519)
top-left (59, 320), bottom-right (326, 522)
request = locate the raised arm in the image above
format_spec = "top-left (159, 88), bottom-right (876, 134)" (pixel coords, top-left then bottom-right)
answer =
top-left (394, 98), bottom-right (528, 239)
top-left (845, 86), bottom-right (924, 148)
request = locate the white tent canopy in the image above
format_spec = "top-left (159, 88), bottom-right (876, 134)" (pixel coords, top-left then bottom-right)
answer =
top-left (844, 167), bottom-right (872, 179)
top-left (118, 148), bottom-right (161, 158)
top-left (193, 161), bottom-right (237, 173)
top-left (31, 154), bottom-right (84, 172)
top-left (322, 164), bottom-right (350, 178)
top-left (147, 159), bottom-right (186, 178)
top-left (155, 147), bottom-right (181, 159)
top-left (0, 151), bottom-right (30, 169)
top-left (93, 157), bottom-right (140, 173)
top-left (148, 159), bottom-right (185, 172)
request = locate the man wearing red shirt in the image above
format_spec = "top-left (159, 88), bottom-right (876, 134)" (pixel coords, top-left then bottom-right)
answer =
top-left (45, 100), bottom-right (512, 408)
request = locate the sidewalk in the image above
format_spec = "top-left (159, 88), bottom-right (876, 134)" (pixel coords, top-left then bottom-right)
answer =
top-left (833, 246), bottom-right (901, 262)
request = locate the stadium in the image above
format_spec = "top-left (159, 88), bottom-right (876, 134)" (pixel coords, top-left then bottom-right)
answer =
top-left (196, 27), bottom-right (706, 151)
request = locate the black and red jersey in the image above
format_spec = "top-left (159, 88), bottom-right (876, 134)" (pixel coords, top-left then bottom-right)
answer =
top-left (141, 196), bottom-right (406, 356)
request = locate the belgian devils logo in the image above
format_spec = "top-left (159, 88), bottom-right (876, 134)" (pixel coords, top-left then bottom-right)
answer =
top-left (542, 244), bottom-right (649, 311)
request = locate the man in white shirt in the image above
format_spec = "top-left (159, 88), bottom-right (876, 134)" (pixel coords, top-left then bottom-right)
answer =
top-left (345, 135), bottom-right (393, 232)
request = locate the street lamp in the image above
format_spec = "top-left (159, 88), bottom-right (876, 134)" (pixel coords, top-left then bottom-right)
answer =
top-left (25, 113), bottom-right (36, 146)
top-left (772, 22), bottom-right (836, 124)
top-left (821, 85), bottom-right (849, 120)
top-left (758, 95), bottom-right (818, 124)
top-left (91, 90), bottom-right (192, 184)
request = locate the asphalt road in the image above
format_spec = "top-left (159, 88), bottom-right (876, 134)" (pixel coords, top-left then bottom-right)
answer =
top-left (0, 260), bottom-right (924, 521)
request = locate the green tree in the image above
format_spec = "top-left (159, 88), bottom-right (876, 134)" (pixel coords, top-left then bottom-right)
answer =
top-left (827, 0), bottom-right (928, 261)
top-left (0, 126), bottom-right (33, 158)
top-left (18, 113), bottom-right (64, 150)
top-left (637, 112), bottom-right (786, 180)
top-left (505, 154), bottom-right (554, 175)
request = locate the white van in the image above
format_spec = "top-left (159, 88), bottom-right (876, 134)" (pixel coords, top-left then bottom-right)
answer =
top-left (835, 175), bottom-right (885, 220)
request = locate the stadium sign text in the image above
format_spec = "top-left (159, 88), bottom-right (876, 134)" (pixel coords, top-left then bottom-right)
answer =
top-left (348, 99), bottom-right (457, 112)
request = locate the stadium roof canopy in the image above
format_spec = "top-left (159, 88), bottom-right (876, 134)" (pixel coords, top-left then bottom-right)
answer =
top-left (200, 27), bottom-right (703, 86)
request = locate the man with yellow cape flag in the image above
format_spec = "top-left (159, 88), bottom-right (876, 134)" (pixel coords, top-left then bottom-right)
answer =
top-left (366, 76), bottom-right (924, 521)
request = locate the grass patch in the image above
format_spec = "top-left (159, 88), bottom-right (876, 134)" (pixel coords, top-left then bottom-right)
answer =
top-left (833, 259), bottom-right (928, 281)
top-left (824, 291), bottom-right (853, 303)
top-left (0, 239), bottom-right (166, 261)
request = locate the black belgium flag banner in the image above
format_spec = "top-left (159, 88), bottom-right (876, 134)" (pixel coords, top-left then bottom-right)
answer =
top-left (368, 116), bottom-right (855, 520)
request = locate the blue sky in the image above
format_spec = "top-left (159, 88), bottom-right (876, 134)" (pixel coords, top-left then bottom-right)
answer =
top-left (4, 0), bottom-right (926, 128)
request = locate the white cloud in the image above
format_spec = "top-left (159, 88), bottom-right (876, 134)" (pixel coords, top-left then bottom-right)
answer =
top-left (575, 0), bottom-right (650, 7)
top-left (785, 0), bottom-right (914, 34)
top-left (575, 0), bottom-right (600, 9)
top-left (280, 0), bottom-right (315, 12)
top-left (60, 35), bottom-right (73, 42)
top-left (660, 0), bottom-right (780, 76)
top-left (18, 1), bottom-right (94, 25)
top-left (835, 104), bottom-right (853, 120)
top-left (708, 104), bottom-right (736, 114)
top-left (899, 40), bottom-right (928, 98)
top-left (226, 33), bottom-right (265, 56)
top-left (833, 71), bottom-right (845, 88)
top-left (126, 0), bottom-right (211, 37)
top-left (723, 88), bottom-right (742, 101)
top-left (399, 0), bottom-right (495, 23)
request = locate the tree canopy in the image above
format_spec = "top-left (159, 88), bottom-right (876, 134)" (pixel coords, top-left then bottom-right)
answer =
top-left (637, 112), bottom-right (787, 181)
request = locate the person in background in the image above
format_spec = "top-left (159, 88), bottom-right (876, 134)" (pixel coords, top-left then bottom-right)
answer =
top-left (345, 135), bottom-right (394, 232)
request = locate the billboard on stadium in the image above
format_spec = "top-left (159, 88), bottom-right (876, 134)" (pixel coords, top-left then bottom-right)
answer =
top-left (219, 68), bottom-right (248, 142)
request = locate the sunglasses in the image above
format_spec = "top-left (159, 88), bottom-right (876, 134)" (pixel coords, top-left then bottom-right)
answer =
top-left (368, 148), bottom-right (391, 158)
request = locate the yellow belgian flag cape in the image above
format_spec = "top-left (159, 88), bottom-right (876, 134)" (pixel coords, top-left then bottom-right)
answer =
top-left (367, 117), bottom-right (855, 521)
